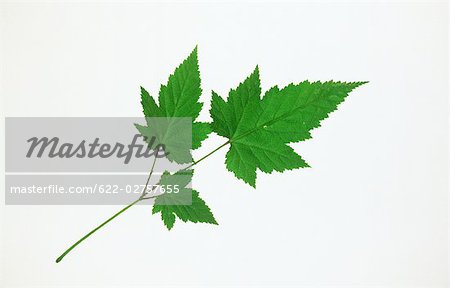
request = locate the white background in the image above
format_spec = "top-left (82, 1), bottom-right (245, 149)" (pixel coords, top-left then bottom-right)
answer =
top-left (0, 1), bottom-right (448, 287)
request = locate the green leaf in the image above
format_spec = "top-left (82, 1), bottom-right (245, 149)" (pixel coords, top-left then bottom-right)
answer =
top-left (152, 170), bottom-right (218, 230)
top-left (153, 189), bottom-right (217, 230)
top-left (135, 118), bottom-right (192, 163)
top-left (210, 67), bottom-right (261, 139)
top-left (192, 122), bottom-right (212, 150)
top-left (210, 66), bottom-right (367, 187)
top-left (140, 86), bottom-right (161, 117)
top-left (139, 47), bottom-right (212, 157)
top-left (157, 47), bottom-right (202, 118)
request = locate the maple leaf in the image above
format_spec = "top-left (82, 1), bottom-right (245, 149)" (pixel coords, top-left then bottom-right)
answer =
top-left (152, 170), bottom-right (218, 230)
top-left (137, 47), bottom-right (212, 163)
top-left (210, 66), bottom-right (367, 187)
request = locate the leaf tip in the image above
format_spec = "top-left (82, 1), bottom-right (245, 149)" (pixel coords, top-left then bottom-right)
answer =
top-left (245, 176), bottom-right (257, 188)
top-left (190, 45), bottom-right (198, 59)
top-left (253, 65), bottom-right (260, 77)
top-left (351, 81), bottom-right (369, 89)
top-left (140, 86), bottom-right (148, 95)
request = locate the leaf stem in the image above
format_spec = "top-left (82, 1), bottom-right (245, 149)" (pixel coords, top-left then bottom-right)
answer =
top-left (140, 154), bottom-right (158, 199)
top-left (55, 198), bottom-right (142, 263)
top-left (55, 140), bottom-right (230, 263)
top-left (182, 141), bottom-right (230, 171)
